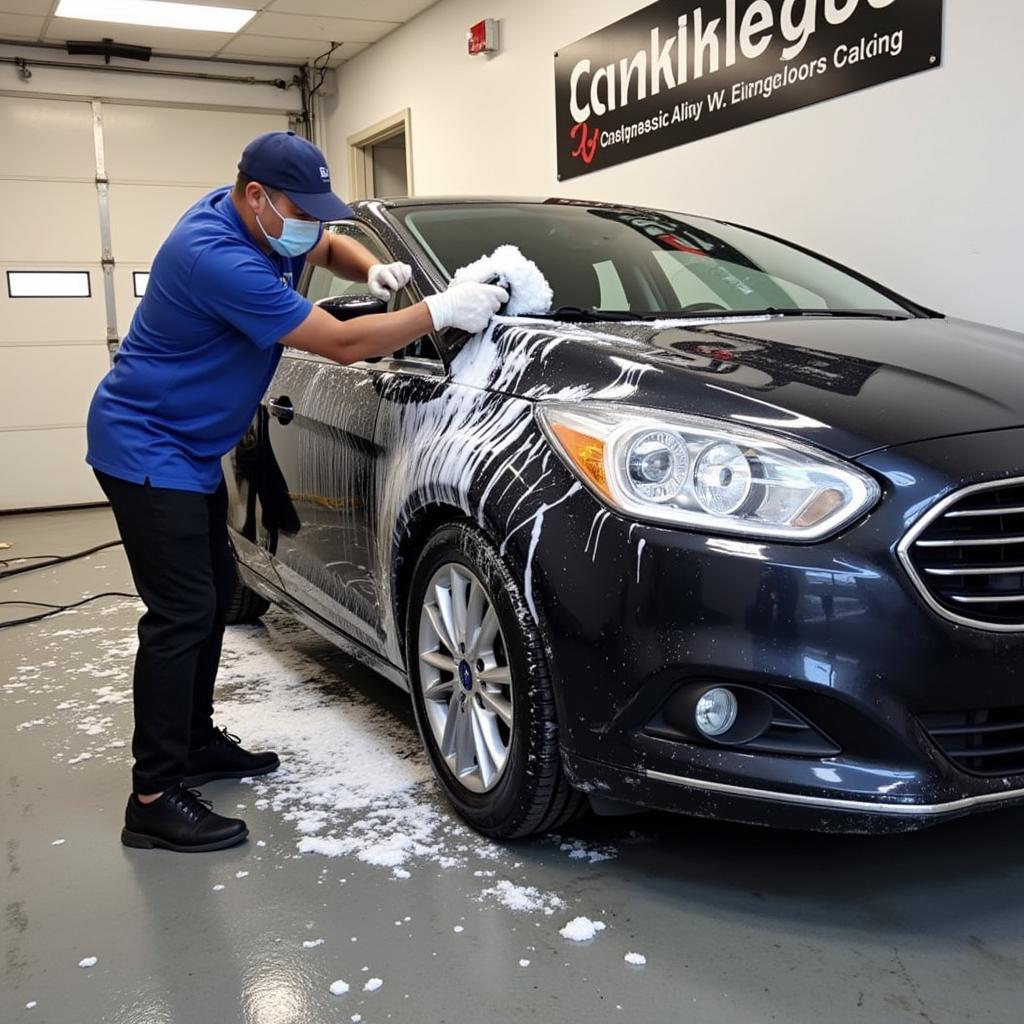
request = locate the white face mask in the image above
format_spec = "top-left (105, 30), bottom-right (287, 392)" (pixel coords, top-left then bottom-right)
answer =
top-left (256, 190), bottom-right (320, 258)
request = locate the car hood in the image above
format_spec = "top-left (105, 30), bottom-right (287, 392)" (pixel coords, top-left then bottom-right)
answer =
top-left (481, 315), bottom-right (1024, 459)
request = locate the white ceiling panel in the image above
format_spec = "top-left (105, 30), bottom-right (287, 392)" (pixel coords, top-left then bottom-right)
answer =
top-left (218, 33), bottom-right (365, 63)
top-left (245, 11), bottom-right (395, 44)
top-left (7, 0), bottom-right (430, 64)
top-left (0, 1), bottom-right (56, 16)
top-left (267, 0), bottom-right (436, 20)
top-left (142, 0), bottom-right (270, 8)
top-left (0, 11), bottom-right (45, 36)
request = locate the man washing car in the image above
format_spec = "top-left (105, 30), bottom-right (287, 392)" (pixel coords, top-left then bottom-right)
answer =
top-left (85, 131), bottom-right (506, 853)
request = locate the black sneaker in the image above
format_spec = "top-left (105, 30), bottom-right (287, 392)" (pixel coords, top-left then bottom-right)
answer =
top-left (121, 783), bottom-right (248, 853)
top-left (181, 727), bottom-right (280, 787)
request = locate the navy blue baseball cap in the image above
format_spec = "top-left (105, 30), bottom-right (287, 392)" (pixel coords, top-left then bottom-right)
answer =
top-left (238, 131), bottom-right (353, 222)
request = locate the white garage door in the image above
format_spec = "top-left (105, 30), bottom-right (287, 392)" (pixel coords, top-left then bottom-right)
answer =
top-left (0, 96), bottom-right (287, 512)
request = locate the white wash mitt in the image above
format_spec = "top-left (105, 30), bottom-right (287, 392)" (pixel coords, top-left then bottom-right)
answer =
top-left (452, 244), bottom-right (553, 316)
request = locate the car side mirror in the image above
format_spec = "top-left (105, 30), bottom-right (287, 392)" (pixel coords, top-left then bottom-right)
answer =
top-left (317, 293), bottom-right (388, 321)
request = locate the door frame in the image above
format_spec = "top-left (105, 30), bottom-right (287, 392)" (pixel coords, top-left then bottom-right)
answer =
top-left (346, 108), bottom-right (413, 200)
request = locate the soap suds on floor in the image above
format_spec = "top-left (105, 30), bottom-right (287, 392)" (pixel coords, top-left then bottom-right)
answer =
top-left (364, 977), bottom-right (383, 992)
top-left (479, 880), bottom-right (565, 915)
top-left (8, 605), bottom-right (651, 967)
top-left (559, 917), bottom-right (606, 942)
top-left (78, 956), bottom-right (98, 969)
top-left (624, 951), bottom-right (647, 966)
top-left (329, 979), bottom-right (349, 996)
top-left (554, 836), bottom-right (618, 864)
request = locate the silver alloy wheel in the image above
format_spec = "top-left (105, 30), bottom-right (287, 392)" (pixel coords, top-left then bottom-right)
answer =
top-left (417, 562), bottom-right (514, 794)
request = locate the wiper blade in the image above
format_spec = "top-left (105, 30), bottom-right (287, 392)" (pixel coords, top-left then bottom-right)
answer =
top-left (623, 307), bottom-right (913, 322)
top-left (522, 306), bottom-right (914, 324)
top-left (758, 308), bottom-right (913, 320)
top-left (523, 306), bottom-right (638, 323)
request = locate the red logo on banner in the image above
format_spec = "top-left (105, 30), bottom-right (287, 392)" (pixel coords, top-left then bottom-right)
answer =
top-left (570, 122), bottom-right (599, 165)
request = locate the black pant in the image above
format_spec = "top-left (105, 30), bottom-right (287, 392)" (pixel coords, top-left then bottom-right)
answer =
top-left (95, 470), bottom-right (238, 793)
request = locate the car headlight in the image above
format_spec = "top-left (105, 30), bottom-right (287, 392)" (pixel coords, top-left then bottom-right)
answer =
top-left (535, 402), bottom-right (880, 541)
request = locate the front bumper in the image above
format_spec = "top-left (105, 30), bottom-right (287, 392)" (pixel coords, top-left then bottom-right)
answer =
top-left (519, 427), bottom-right (1024, 832)
top-left (562, 750), bottom-right (1024, 833)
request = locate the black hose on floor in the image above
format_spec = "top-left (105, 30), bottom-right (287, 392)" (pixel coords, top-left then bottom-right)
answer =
top-left (0, 540), bottom-right (137, 629)
top-left (0, 539), bottom-right (124, 581)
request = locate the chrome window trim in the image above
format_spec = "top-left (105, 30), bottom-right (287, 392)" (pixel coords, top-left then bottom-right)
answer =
top-left (646, 768), bottom-right (1024, 816)
top-left (896, 476), bottom-right (1024, 633)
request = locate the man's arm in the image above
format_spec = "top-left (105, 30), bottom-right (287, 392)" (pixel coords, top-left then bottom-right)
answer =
top-left (280, 281), bottom-right (508, 366)
top-left (281, 303), bottom-right (433, 365)
top-left (305, 231), bottom-right (376, 281)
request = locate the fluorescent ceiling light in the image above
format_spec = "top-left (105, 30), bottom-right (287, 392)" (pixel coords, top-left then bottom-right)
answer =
top-left (55, 0), bottom-right (256, 33)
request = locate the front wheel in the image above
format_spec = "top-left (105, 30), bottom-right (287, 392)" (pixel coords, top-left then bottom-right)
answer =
top-left (405, 523), bottom-right (584, 838)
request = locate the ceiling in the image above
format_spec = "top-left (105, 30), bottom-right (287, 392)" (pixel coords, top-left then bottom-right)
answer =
top-left (0, 0), bottom-right (438, 67)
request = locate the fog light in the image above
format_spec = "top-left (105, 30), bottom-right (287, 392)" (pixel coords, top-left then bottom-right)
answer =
top-left (695, 687), bottom-right (738, 737)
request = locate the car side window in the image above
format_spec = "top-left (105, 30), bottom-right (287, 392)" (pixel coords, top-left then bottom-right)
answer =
top-left (306, 222), bottom-right (442, 365)
top-left (305, 223), bottom-right (389, 304)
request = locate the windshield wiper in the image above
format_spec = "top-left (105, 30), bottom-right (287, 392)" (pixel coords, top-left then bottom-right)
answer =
top-left (625, 307), bottom-right (913, 321)
top-left (524, 306), bottom-right (638, 322)
top-left (523, 306), bottom-right (913, 324)
top-left (757, 308), bottom-right (913, 320)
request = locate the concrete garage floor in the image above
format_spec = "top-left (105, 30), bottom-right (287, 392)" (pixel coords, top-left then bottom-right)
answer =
top-left (2, 509), bottom-right (1024, 1024)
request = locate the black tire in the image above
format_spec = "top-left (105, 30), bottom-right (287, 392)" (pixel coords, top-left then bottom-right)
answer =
top-left (224, 573), bottom-right (270, 625)
top-left (405, 522), bottom-right (584, 838)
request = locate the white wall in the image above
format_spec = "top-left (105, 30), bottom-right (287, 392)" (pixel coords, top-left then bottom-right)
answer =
top-left (326, 0), bottom-right (1024, 332)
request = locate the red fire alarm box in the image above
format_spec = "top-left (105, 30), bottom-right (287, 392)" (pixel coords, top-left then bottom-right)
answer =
top-left (467, 18), bottom-right (499, 55)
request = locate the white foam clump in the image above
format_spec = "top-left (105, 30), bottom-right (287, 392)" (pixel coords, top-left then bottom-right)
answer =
top-left (559, 917), bottom-right (606, 942)
top-left (364, 977), bottom-right (383, 992)
top-left (518, 959), bottom-right (531, 967)
top-left (481, 880), bottom-right (565, 915)
top-left (558, 838), bottom-right (617, 864)
top-left (78, 956), bottom-right (98, 968)
top-left (624, 951), bottom-right (647, 966)
top-left (329, 979), bottom-right (349, 996)
top-left (452, 244), bottom-right (553, 316)
top-left (302, 939), bottom-right (324, 948)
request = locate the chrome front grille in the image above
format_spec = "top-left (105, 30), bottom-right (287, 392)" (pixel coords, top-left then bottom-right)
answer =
top-left (899, 478), bottom-right (1024, 631)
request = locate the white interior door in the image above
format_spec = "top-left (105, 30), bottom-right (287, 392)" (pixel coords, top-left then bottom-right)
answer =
top-left (0, 96), bottom-right (286, 512)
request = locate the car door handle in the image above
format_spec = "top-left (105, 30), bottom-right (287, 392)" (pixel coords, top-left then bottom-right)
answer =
top-left (267, 396), bottom-right (294, 425)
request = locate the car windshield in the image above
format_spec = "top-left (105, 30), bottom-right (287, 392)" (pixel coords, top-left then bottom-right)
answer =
top-left (393, 202), bottom-right (916, 319)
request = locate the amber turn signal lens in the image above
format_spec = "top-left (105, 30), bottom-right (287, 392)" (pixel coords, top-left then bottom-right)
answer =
top-left (550, 423), bottom-right (611, 499)
top-left (793, 488), bottom-right (845, 528)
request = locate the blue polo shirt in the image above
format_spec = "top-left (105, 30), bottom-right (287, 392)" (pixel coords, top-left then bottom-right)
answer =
top-left (86, 186), bottom-right (315, 493)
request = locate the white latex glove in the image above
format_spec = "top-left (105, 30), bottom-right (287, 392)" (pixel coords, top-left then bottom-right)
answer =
top-left (424, 281), bottom-right (509, 333)
top-left (367, 261), bottom-right (413, 302)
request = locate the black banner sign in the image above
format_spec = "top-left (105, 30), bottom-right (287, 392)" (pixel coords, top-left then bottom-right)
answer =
top-left (554, 0), bottom-right (943, 180)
